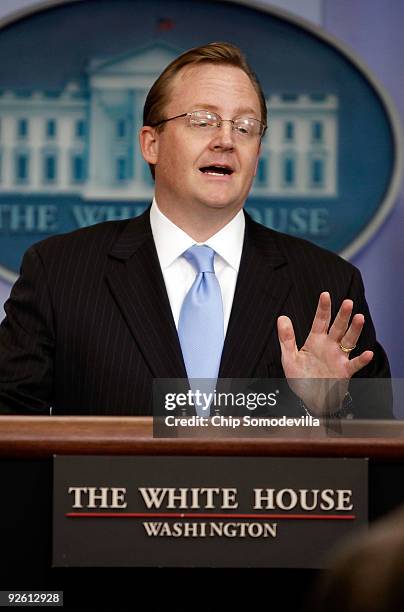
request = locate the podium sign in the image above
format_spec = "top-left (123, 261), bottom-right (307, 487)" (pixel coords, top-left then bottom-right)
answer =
top-left (53, 456), bottom-right (367, 568)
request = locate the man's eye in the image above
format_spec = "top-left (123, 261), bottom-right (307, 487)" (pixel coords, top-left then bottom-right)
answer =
top-left (190, 118), bottom-right (211, 128)
top-left (236, 125), bottom-right (250, 135)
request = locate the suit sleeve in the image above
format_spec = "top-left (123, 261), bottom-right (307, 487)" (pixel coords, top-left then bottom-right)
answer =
top-left (348, 266), bottom-right (393, 418)
top-left (0, 246), bottom-right (54, 414)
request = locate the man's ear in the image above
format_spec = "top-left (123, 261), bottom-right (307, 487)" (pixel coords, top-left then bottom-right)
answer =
top-left (139, 126), bottom-right (159, 165)
top-left (253, 143), bottom-right (262, 176)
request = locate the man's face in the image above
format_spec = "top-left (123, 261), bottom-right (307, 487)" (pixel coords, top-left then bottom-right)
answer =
top-left (141, 63), bottom-right (262, 221)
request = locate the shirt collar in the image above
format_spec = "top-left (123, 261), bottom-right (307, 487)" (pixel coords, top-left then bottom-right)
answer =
top-left (150, 199), bottom-right (195, 269)
top-left (204, 211), bottom-right (245, 271)
top-left (150, 198), bottom-right (245, 271)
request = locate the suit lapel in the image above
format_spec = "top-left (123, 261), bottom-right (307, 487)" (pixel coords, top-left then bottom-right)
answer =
top-left (105, 210), bottom-right (187, 379)
top-left (105, 209), bottom-right (291, 380)
top-left (219, 215), bottom-right (291, 378)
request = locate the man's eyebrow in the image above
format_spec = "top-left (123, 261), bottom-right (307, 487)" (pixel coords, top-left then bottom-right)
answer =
top-left (191, 103), bottom-right (260, 117)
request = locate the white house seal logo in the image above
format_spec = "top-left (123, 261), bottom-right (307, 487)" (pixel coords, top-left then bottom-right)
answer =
top-left (0, 0), bottom-right (401, 282)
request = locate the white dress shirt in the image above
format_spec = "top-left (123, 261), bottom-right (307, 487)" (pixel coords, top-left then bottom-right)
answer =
top-left (149, 199), bottom-right (245, 335)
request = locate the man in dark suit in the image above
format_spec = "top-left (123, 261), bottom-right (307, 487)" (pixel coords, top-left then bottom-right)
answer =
top-left (0, 42), bottom-right (392, 418)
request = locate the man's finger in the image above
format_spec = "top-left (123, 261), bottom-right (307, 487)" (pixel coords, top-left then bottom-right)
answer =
top-left (347, 350), bottom-right (374, 376)
top-left (339, 313), bottom-right (365, 351)
top-left (328, 299), bottom-right (354, 341)
top-left (310, 292), bottom-right (332, 335)
top-left (277, 315), bottom-right (297, 356)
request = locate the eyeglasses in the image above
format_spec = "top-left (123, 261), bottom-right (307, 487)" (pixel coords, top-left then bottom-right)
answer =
top-left (152, 109), bottom-right (267, 138)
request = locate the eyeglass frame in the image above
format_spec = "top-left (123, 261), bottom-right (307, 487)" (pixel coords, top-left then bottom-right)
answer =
top-left (151, 109), bottom-right (267, 138)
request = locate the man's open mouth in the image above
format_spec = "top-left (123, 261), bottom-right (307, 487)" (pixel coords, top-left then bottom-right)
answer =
top-left (199, 165), bottom-right (234, 176)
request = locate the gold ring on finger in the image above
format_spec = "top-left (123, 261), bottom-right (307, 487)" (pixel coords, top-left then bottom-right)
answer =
top-left (339, 342), bottom-right (356, 353)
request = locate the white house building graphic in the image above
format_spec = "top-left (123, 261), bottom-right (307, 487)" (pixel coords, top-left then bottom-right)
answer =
top-left (0, 43), bottom-right (338, 201)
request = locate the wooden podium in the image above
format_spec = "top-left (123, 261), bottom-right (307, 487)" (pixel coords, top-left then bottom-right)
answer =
top-left (1, 416), bottom-right (404, 610)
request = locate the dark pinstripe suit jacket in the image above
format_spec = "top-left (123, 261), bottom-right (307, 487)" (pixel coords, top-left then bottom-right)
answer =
top-left (0, 210), bottom-right (391, 417)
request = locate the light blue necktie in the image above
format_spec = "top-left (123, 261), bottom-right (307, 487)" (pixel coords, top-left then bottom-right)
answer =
top-left (178, 245), bottom-right (224, 416)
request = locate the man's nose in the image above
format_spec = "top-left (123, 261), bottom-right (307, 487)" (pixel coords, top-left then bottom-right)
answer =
top-left (210, 120), bottom-right (235, 149)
